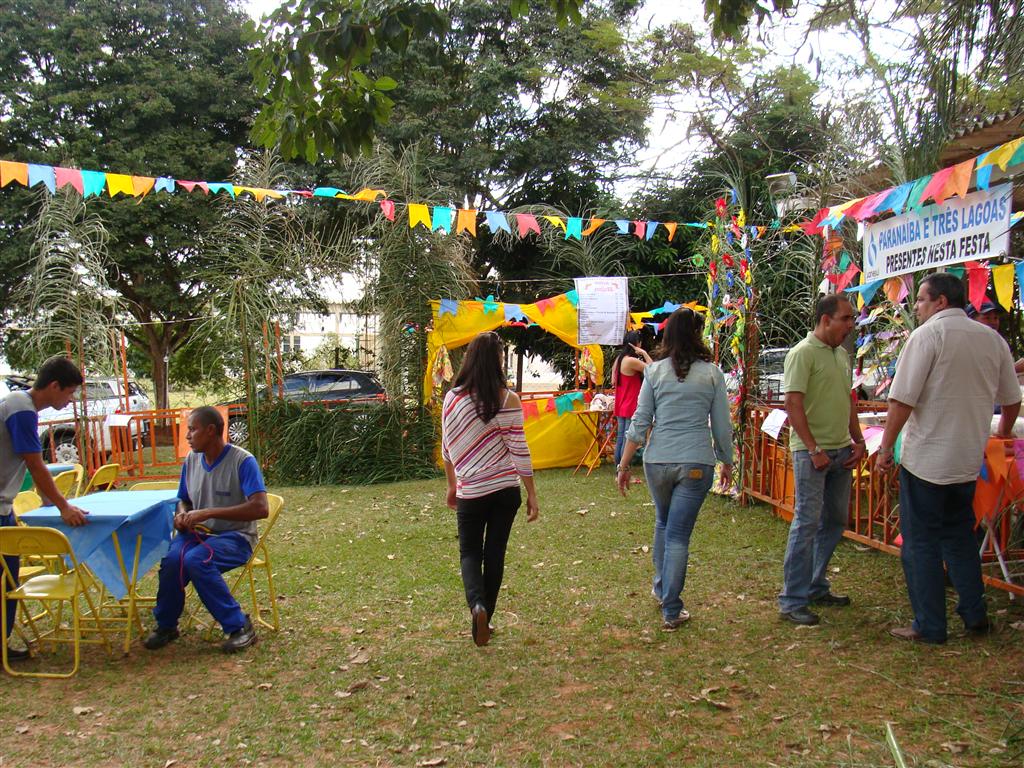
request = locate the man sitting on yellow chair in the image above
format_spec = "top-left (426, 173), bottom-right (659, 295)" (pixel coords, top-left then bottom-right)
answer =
top-left (0, 356), bottom-right (90, 661)
top-left (143, 406), bottom-right (268, 653)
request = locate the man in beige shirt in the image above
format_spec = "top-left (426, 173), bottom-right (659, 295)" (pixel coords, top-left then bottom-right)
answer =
top-left (878, 272), bottom-right (1020, 644)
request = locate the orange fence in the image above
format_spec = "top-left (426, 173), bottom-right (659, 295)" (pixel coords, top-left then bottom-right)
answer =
top-left (741, 404), bottom-right (1024, 597)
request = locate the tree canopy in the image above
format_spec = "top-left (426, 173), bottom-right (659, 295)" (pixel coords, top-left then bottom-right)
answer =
top-left (0, 0), bottom-right (258, 406)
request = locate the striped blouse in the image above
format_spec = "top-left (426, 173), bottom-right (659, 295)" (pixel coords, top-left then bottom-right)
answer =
top-left (441, 387), bottom-right (534, 499)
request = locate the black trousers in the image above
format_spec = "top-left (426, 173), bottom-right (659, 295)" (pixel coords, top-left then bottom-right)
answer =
top-left (456, 486), bottom-right (521, 618)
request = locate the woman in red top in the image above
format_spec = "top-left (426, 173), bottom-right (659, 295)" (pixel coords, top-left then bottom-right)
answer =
top-left (612, 331), bottom-right (652, 465)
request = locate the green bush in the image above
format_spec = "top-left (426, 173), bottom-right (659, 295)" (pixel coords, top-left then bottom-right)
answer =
top-left (257, 400), bottom-right (441, 485)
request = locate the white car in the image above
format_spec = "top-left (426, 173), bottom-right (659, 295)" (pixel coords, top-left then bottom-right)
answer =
top-left (1, 375), bottom-right (151, 463)
top-left (725, 348), bottom-right (788, 401)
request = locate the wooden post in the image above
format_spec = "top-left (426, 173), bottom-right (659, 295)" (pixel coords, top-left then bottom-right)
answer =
top-left (275, 322), bottom-right (284, 398)
top-left (120, 331), bottom-right (131, 413)
top-left (515, 348), bottom-right (524, 393)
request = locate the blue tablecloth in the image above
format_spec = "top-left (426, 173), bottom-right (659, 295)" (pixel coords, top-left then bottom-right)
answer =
top-left (20, 490), bottom-right (177, 600)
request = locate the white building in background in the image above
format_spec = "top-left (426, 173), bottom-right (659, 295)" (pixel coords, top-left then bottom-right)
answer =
top-left (281, 275), bottom-right (380, 369)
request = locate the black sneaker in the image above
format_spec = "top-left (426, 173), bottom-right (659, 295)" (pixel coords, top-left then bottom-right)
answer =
top-left (780, 607), bottom-right (820, 626)
top-left (810, 592), bottom-right (851, 607)
top-left (142, 626), bottom-right (180, 650)
top-left (471, 604), bottom-right (490, 647)
top-left (4, 645), bottom-right (30, 661)
top-left (965, 618), bottom-right (992, 636)
top-left (221, 616), bottom-right (257, 653)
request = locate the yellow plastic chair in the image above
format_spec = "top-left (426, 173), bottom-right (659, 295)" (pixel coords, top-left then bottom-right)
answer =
top-left (10, 491), bottom-right (47, 579)
top-left (186, 493), bottom-right (284, 633)
top-left (234, 493), bottom-right (284, 631)
top-left (81, 463), bottom-right (120, 495)
top-left (51, 464), bottom-right (84, 500)
top-left (128, 481), bottom-right (179, 491)
top-left (0, 527), bottom-right (111, 678)
top-left (12, 491), bottom-right (41, 517)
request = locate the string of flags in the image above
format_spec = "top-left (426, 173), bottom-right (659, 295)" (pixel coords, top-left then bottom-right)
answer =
top-left (0, 157), bottom-right (783, 244)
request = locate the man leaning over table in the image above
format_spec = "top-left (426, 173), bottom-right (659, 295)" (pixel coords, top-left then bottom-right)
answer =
top-left (779, 294), bottom-right (865, 627)
top-left (143, 406), bottom-right (268, 653)
top-left (877, 272), bottom-right (1021, 645)
top-left (0, 356), bottom-right (89, 661)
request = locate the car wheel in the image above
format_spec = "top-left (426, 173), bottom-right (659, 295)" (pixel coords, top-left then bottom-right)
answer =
top-left (49, 433), bottom-right (81, 464)
top-left (228, 418), bottom-right (249, 446)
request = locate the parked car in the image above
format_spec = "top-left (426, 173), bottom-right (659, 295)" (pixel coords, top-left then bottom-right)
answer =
top-left (223, 369), bottom-right (386, 444)
top-left (0, 375), bottom-right (152, 463)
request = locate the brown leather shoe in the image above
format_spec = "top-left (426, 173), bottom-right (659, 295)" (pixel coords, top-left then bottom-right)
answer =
top-left (889, 625), bottom-right (944, 644)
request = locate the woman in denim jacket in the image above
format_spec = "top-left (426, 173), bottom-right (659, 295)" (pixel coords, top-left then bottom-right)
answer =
top-left (616, 308), bottom-right (733, 630)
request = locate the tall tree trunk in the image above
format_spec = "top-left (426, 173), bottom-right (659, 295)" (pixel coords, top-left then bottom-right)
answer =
top-left (144, 326), bottom-right (170, 411)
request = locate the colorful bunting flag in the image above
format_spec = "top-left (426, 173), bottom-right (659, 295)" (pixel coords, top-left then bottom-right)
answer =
top-left (438, 299), bottom-right (459, 317)
top-left (966, 261), bottom-right (990, 312)
top-left (516, 214), bottom-right (541, 237)
top-left (409, 204), bottom-right (431, 230)
top-left (582, 218), bottom-right (605, 236)
top-left (27, 164), bottom-right (55, 194)
top-left (0, 161), bottom-right (28, 188)
top-left (431, 205), bottom-right (453, 234)
top-left (566, 217), bottom-right (583, 240)
top-left (485, 210), bottom-right (512, 234)
top-left (993, 264), bottom-right (1014, 310)
top-left (456, 208), bottom-right (477, 236)
top-left (380, 199), bottom-right (396, 221)
top-left (55, 167), bottom-right (83, 194)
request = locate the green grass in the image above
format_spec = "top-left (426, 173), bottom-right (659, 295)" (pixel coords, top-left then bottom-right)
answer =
top-left (1, 467), bottom-right (1022, 767)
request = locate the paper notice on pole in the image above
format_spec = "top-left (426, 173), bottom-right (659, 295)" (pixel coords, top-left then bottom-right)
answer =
top-left (574, 277), bottom-right (629, 346)
top-left (760, 408), bottom-right (788, 440)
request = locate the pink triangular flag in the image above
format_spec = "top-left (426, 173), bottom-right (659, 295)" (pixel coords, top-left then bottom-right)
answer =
top-left (54, 167), bottom-right (84, 194)
top-left (966, 261), bottom-right (990, 312)
top-left (380, 199), bottom-right (395, 221)
top-left (919, 167), bottom-right (954, 206)
top-left (516, 214), bottom-right (541, 237)
top-left (632, 220), bottom-right (646, 239)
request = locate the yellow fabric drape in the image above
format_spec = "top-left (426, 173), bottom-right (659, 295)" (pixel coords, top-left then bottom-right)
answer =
top-left (524, 409), bottom-right (599, 470)
top-left (423, 293), bottom-right (604, 402)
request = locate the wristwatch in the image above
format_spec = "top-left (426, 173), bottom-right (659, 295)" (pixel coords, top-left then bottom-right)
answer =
top-left (616, 465), bottom-right (631, 473)
top-left (808, 446), bottom-right (824, 456)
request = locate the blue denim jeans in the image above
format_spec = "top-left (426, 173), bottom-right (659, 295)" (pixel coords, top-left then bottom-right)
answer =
top-left (898, 467), bottom-right (986, 643)
top-left (153, 530), bottom-right (252, 634)
top-left (779, 447), bottom-right (852, 613)
top-left (614, 417), bottom-right (631, 466)
top-left (645, 463), bottom-right (714, 621)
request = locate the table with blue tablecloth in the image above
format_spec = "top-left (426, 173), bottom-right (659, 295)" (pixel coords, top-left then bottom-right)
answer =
top-left (20, 490), bottom-right (177, 652)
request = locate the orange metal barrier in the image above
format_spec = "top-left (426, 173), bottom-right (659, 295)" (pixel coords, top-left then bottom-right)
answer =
top-left (741, 404), bottom-right (1024, 597)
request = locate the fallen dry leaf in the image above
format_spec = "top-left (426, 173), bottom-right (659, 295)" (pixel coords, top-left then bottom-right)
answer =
top-left (481, 700), bottom-right (497, 708)
top-left (350, 649), bottom-right (371, 665)
top-left (15, 725), bottom-right (29, 735)
top-left (163, 761), bottom-right (177, 768)
top-left (72, 707), bottom-right (93, 716)
top-left (256, 683), bottom-right (273, 691)
top-left (941, 741), bottom-right (969, 754)
top-left (347, 680), bottom-right (370, 693)
top-left (416, 759), bottom-right (446, 767)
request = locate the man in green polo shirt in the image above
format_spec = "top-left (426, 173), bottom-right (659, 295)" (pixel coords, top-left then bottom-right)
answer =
top-left (778, 294), bottom-right (865, 626)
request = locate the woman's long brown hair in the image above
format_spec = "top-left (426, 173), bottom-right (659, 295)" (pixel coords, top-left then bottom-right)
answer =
top-left (452, 331), bottom-right (506, 422)
top-left (657, 308), bottom-right (712, 382)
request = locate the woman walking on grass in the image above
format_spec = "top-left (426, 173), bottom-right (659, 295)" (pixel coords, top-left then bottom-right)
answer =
top-left (442, 332), bottom-right (540, 647)
top-left (611, 330), bottom-right (652, 467)
top-left (616, 308), bottom-right (733, 631)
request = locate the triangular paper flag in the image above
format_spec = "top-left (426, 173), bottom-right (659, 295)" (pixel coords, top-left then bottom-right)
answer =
top-left (976, 152), bottom-right (994, 190)
top-left (947, 159), bottom-right (974, 200)
top-left (313, 187), bottom-right (344, 197)
top-left (919, 167), bottom-right (954, 206)
top-left (883, 277), bottom-right (906, 304)
top-left (81, 170), bottom-right (107, 198)
top-left (207, 182), bottom-right (235, 198)
top-left (456, 208), bottom-right (477, 236)
top-left (431, 206), bottom-right (453, 234)
top-left (177, 180), bottom-right (207, 194)
top-left (992, 263), bottom-right (1014, 310)
top-left (27, 164), bottom-right (55, 194)
top-left (632, 220), bottom-right (646, 239)
top-left (966, 261), bottom-right (990, 312)
top-left (543, 215), bottom-right (566, 232)
top-left (881, 183), bottom-right (912, 215)
top-left (54, 167), bottom-right (84, 194)
top-left (645, 221), bottom-right (659, 240)
top-left (521, 400), bottom-right (538, 420)
top-left (0, 161), bottom-right (28, 188)
top-left (565, 217), bottom-right (582, 240)
top-left (582, 218), bottom-right (605, 236)
top-left (337, 188), bottom-right (386, 201)
top-left (380, 199), bottom-right (395, 221)
top-left (1015, 262), bottom-right (1024, 300)
top-left (614, 220), bottom-right (630, 234)
top-left (105, 173), bottom-right (135, 197)
top-left (408, 204), bottom-right (431, 230)
top-left (664, 222), bottom-right (678, 241)
top-left (515, 213), bottom-right (541, 237)
top-left (485, 210), bottom-right (512, 234)
top-left (131, 176), bottom-right (156, 197)
top-left (981, 137), bottom-right (1024, 170)
top-left (905, 175), bottom-right (931, 213)
top-left (154, 177), bottom-right (175, 194)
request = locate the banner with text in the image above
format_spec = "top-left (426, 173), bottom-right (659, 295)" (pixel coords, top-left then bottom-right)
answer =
top-left (575, 277), bottom-right (629, 345)
top-left (862, 183), bottom-right (1013, 282)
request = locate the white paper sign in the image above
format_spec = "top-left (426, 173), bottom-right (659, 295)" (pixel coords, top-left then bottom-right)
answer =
top-left (574, 276), bottom-right (629, 346)
top-left (760, 408), bottom-right (788, 440)
top-left (106, 413), bottom-right (132, 427)
top-left (862, 183), bottom-right (1012, 282)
